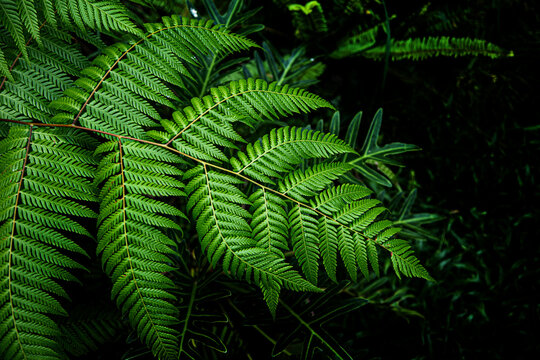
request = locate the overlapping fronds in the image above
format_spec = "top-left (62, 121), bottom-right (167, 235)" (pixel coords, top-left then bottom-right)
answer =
top-left (364, 36), bottom-right (513, 60)
top-left (174, 97), bottom-right (430, 304)
top-left (0, 125), bottom-right (96, 360)
top-left (184, 165), bottom-right (319, 310)
top-left (94, 139), bottom-right (186, 359)
top-left (227, 126), bottom-right (431, 289)
top-left (230, 126), bottom-right (354, 184)
top-left (0, 7), bottom-right (434, 357)
top-left (50, 16), bottom-right (257, 138)
top-left (0, 0), bottom-right (141, 75)
top-left (0, 27), bottom-right (90, 123)
top-left (150, 78), bottom-right (334, 163)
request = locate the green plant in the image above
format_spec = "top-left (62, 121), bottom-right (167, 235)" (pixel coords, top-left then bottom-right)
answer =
top-left (0, 1), bottom-right (433, 359)
top-left (272, 0), bottom-right (512, 61)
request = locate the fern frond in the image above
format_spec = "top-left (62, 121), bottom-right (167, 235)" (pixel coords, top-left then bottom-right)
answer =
top-left (0, 28), bottom-right (90, 124)
top-left (225, 118), bottom-right (429, 287)
top-left (0, 125), bottom-right (96, 360)
top-left (230, 126), bottom-right (354, 184)
top-left (184, 165), bottom-right (320, 307)
top-left (278, 162), bottom-right (353, 202)
top-left (363, 36), bottom-right (513, 60)
top-left (59, 0), bottom-right (143, 37)
top-left (95, 139), bottom-right (185, 360)
top-left (249, 189), bottom-right (289, 257)
top-left (51, 16), bottom-right (256, 139)
top-left (155, 79), bottom-right (334, 164)
top-left (0, 1), bottom-right (27, 61)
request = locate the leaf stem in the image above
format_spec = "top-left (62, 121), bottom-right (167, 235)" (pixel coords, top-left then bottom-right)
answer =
top-left (0, 118), bottom-right (396, 258)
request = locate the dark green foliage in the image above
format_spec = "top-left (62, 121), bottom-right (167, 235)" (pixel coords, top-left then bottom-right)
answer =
top-left (363, 36), bottom-right (513, 60)
top-left (245, 43), bottom-right (326, 87)
top-left (94, 140), bottom-right (184, 359)
top-left (0, 126), bottom-right (96, 359)
top-left (0, 3), bottom-right (430, 355)
top-left (58, 305), bottom-right (125, 357)
top-left (0, 0), bottom-right (141, 78)
top-left (273, 281), bottom-right (369, 359)
top-left (173, 271), bottom-right (229, 359)
top-left (4, 0), bottom-right (531, 359)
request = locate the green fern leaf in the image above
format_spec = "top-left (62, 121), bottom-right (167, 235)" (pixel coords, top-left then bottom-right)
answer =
top-left (249, 188), bottom-right (289, 257)
top-left (231, 126), bottom-right (354, 184)
top-left (363, 36), bottom-right (513, 60)
top-left (0, 125), bottom-right (96, 360)
top-left (95, 139), bottom-right (185, 360)
top-left (159, 79), bottom-right (334, 164)
top-left (279, 162), bottom-right (353, 202)
top-left (184, 165), bottom-right (320, 303)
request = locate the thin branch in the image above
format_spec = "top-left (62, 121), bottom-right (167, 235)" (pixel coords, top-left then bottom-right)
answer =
top-left (0, 118), bottom-right (393, 257)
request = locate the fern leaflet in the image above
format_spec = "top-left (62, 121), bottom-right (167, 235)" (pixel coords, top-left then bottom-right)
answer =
top-left (0, 126), bottom-right (96, 360)
top-left (95, 139), bottom-right (185, 360)
top-left (364, 36), bottom-right (513, 60)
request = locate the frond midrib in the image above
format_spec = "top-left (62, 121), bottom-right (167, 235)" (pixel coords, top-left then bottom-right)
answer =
top-left (236, 138), bottom-right (345, 174)
top-left (5, 125), bottom-right (33, 360)
top-left (166, 88), bottom-right (329, 146)
top-left (72, 22), bottom-right (255, 126)
top-left (117, 138), bottom-right (172, 356)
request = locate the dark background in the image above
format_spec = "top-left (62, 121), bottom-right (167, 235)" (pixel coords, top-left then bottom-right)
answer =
top-left (253, 0), bottom-right (539, 358)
